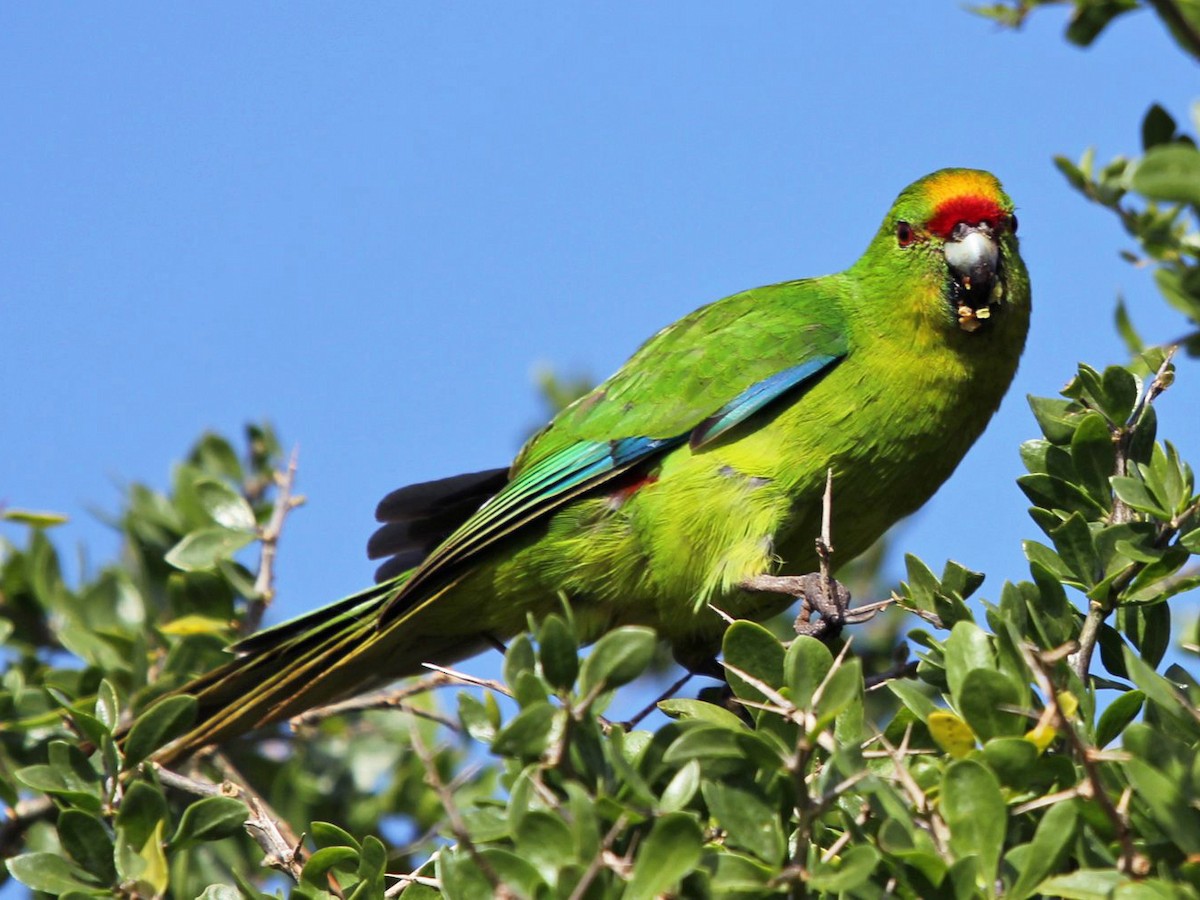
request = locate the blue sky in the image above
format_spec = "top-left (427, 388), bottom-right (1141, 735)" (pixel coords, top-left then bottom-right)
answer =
top-left (4, 6), bottom-right (1198, 651)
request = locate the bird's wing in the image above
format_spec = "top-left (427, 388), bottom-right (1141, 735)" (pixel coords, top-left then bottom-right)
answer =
top-left (380, 278), bottom-right (850, 623)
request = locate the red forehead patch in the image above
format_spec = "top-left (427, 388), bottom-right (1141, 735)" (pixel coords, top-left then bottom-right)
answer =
top-left (925, 195), bottom-right (1005, 238)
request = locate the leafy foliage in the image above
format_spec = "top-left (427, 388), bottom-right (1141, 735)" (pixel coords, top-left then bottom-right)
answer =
top-left (5, 3), bottom-right (1200, 897)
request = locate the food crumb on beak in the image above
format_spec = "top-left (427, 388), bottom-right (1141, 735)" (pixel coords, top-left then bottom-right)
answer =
top-left (957, 305), bottom-right (984, 332)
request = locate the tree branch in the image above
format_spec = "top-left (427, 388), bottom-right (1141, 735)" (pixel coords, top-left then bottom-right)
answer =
top-left (153, 758), bottom-right (307, 884)
top-left (245, 446), bottom-right (302, 635)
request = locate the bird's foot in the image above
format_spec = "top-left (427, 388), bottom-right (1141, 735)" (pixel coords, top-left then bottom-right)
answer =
top-left (740, 573), bottom-right (889, 641)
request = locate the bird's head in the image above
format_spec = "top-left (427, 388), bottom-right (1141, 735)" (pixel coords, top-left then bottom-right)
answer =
top-left (864, 168), bottom-right (1028, 336)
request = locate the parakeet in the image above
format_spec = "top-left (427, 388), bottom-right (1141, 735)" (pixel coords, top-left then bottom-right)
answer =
top-left (155, 168), bottom-right (1030, 763)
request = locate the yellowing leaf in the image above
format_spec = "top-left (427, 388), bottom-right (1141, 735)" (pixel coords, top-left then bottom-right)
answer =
top-left (928, 711), bottom-right (976, 758)
top-left (1, 508), bottom-right (69, 527)
top-left (159, 615), bottom-right (232, 637)
top-left (1056, 690), bottom-right (1079, 719)
top-left (1024, 723), bottom-right (1057, 753)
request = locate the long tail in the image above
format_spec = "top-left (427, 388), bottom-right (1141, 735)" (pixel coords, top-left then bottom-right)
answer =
top-left (151, 577), bottom-right (405, 765)
top-left (146, 466), bottom-right (510, 765)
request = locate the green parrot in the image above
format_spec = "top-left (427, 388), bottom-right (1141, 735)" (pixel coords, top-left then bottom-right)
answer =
top-left (155, 168), bottom-right (1029, 763)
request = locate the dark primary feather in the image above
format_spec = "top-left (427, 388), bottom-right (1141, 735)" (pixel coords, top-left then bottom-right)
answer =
top-left (368, 467), bottom-right (508, 582)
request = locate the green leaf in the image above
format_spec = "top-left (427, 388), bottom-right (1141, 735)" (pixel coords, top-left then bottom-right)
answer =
top-left (311, 821), bottom-right (361, 851)
top-left (1123, 646), bottom-right (1189, 722)
top-left (123, 694), bottom-right (198, 767)
top-left (721, 620), bottom-right (785, 703)
top-left (1010, 800), bottom-right (1078, 900)
top-left (944, 621), bottom-right (994, 701)
top-left (1118, 604), bottom-right (1170, 667)
top-left (1070, 413), bottom-right (1116, 505)
top-left (15, 741), bottom-right (101, 812)
top-left (625, 813), bottom-right (703, 900)
top-left (1111, 475), bottom-right (1169, 516)
top-left (513, 810), bottom-right (573, 879)
top-left (1114, 297), bottom-right (1145, 354)
top-left (1123, 757), bottom-right (1200, 854)
top-left (4, 853), bottom-right (98, 894)
top-left (941, 560), bottom-right (985, 600)
top-left (702, 781), bottom-right (785, 864)
top-left (806, 844), bottom-right (879, 893)
top-left (438, 848), bottom-right (495, 900)
top-left (982, 737), bottom-right (1038, 790)
top-left (301, 846), bottom-right (359, 886)
top-left (503, 632), bottom-right (536, 686)
top-left (95, 679), bottom-right (120, 732)
top-left (169, 796), bottom-right (247, 849)
top-left (1096, 690), bottom-right (1145, 748)
top-left (115, 788), bottom-right (168, 896)
top-left (941, 759), bottom-right (1005, 884)
top-left (197, 886), bottom-right (241, 900)
top-left (476, 849), bottom-right (545, 897)
top-left (578, 626), bottom-right (656, 695)
top-left (492, 701), bottom-right (556, 757)
top-left (115, 781), bottom-right (168, 851)
top-left (536, 614), bottom-right (578, 691)
top-left (58, 809), bottom-right (117, 883)
top-left (457, 692), bottom-right (499, 743)
top-left (785, 635), bottom-right (833, 710)
top-left (194, 478), bottom-right (257, 531)
top-left (1142, 103), bottom-right (1178, 150)
top-left (887, 678), bottom-right (938, 721)
top-left (663, 724), bottom-right (780, 770)
top-left (1132, 142), bottom-right (1200, 206)
top-left (958, 668), bottom-right (1025, 740)
top-left (659, 759), bottom-right (701, 813)
top-left (1064, 0), bottom-right (1138, 46)
top-left (1036, 869), bottom-right (1127, 898)
top-left (165, 527), bottom-right (255, 572)
top-left (1, 508), bottom-right (69, 527)
top-left (816, 657), bottom-right (862, 725)
top-left (1050, 512), bottom-right (1100, 588)
top-left (1018, 473), bottom-right (1106, 517)
top-left (657, 698), bottom-right (747, 730)
top-left (1027, 395), bottom-right (1081, 444)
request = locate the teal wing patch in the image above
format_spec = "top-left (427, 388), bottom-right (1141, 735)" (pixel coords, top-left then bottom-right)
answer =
top-left (689, 354), bottom-right (842, 448)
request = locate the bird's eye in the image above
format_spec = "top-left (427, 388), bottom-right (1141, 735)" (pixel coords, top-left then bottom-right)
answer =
top-left (896, 221), bottom-right (914, 247)
top-left (1010, 213), bottom-right (1019, 234)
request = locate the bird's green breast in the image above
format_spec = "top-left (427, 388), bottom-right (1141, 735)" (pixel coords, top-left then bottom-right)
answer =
top-left (499, 273), bottom-right (1028, 651)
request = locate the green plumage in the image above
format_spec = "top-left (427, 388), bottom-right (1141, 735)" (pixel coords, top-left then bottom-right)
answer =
top-left (156, 168), bottom-right (1030, 762)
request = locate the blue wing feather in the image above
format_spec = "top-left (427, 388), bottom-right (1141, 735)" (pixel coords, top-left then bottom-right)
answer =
top-left (689, 355), bottom-right (842, 449)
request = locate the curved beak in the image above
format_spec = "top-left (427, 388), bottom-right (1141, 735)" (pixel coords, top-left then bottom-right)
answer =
top-left (943, 223), bottom-right (998, 292)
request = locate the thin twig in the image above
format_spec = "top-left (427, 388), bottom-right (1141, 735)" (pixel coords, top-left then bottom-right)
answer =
top-left (817, 468), bottom-right (837, 611)
top-left (153, 760), bottom-right (306, 883)
top-left (421, 663), bottom-right (514, 699)
top-left (865, 659), bottom-right (919, 690)
top-left (245, 447), bottom-right (302, 635)
top-left (408, 715), bottom-right (513, 898)
top-left (289, 673), bottom-right (463, 730)
top-left (568, 814), bottom-right (630, 900)
top-left (625, 669), bottom-right (695, 728)
top-left (1021, 644), bottom-right (1146, 877)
